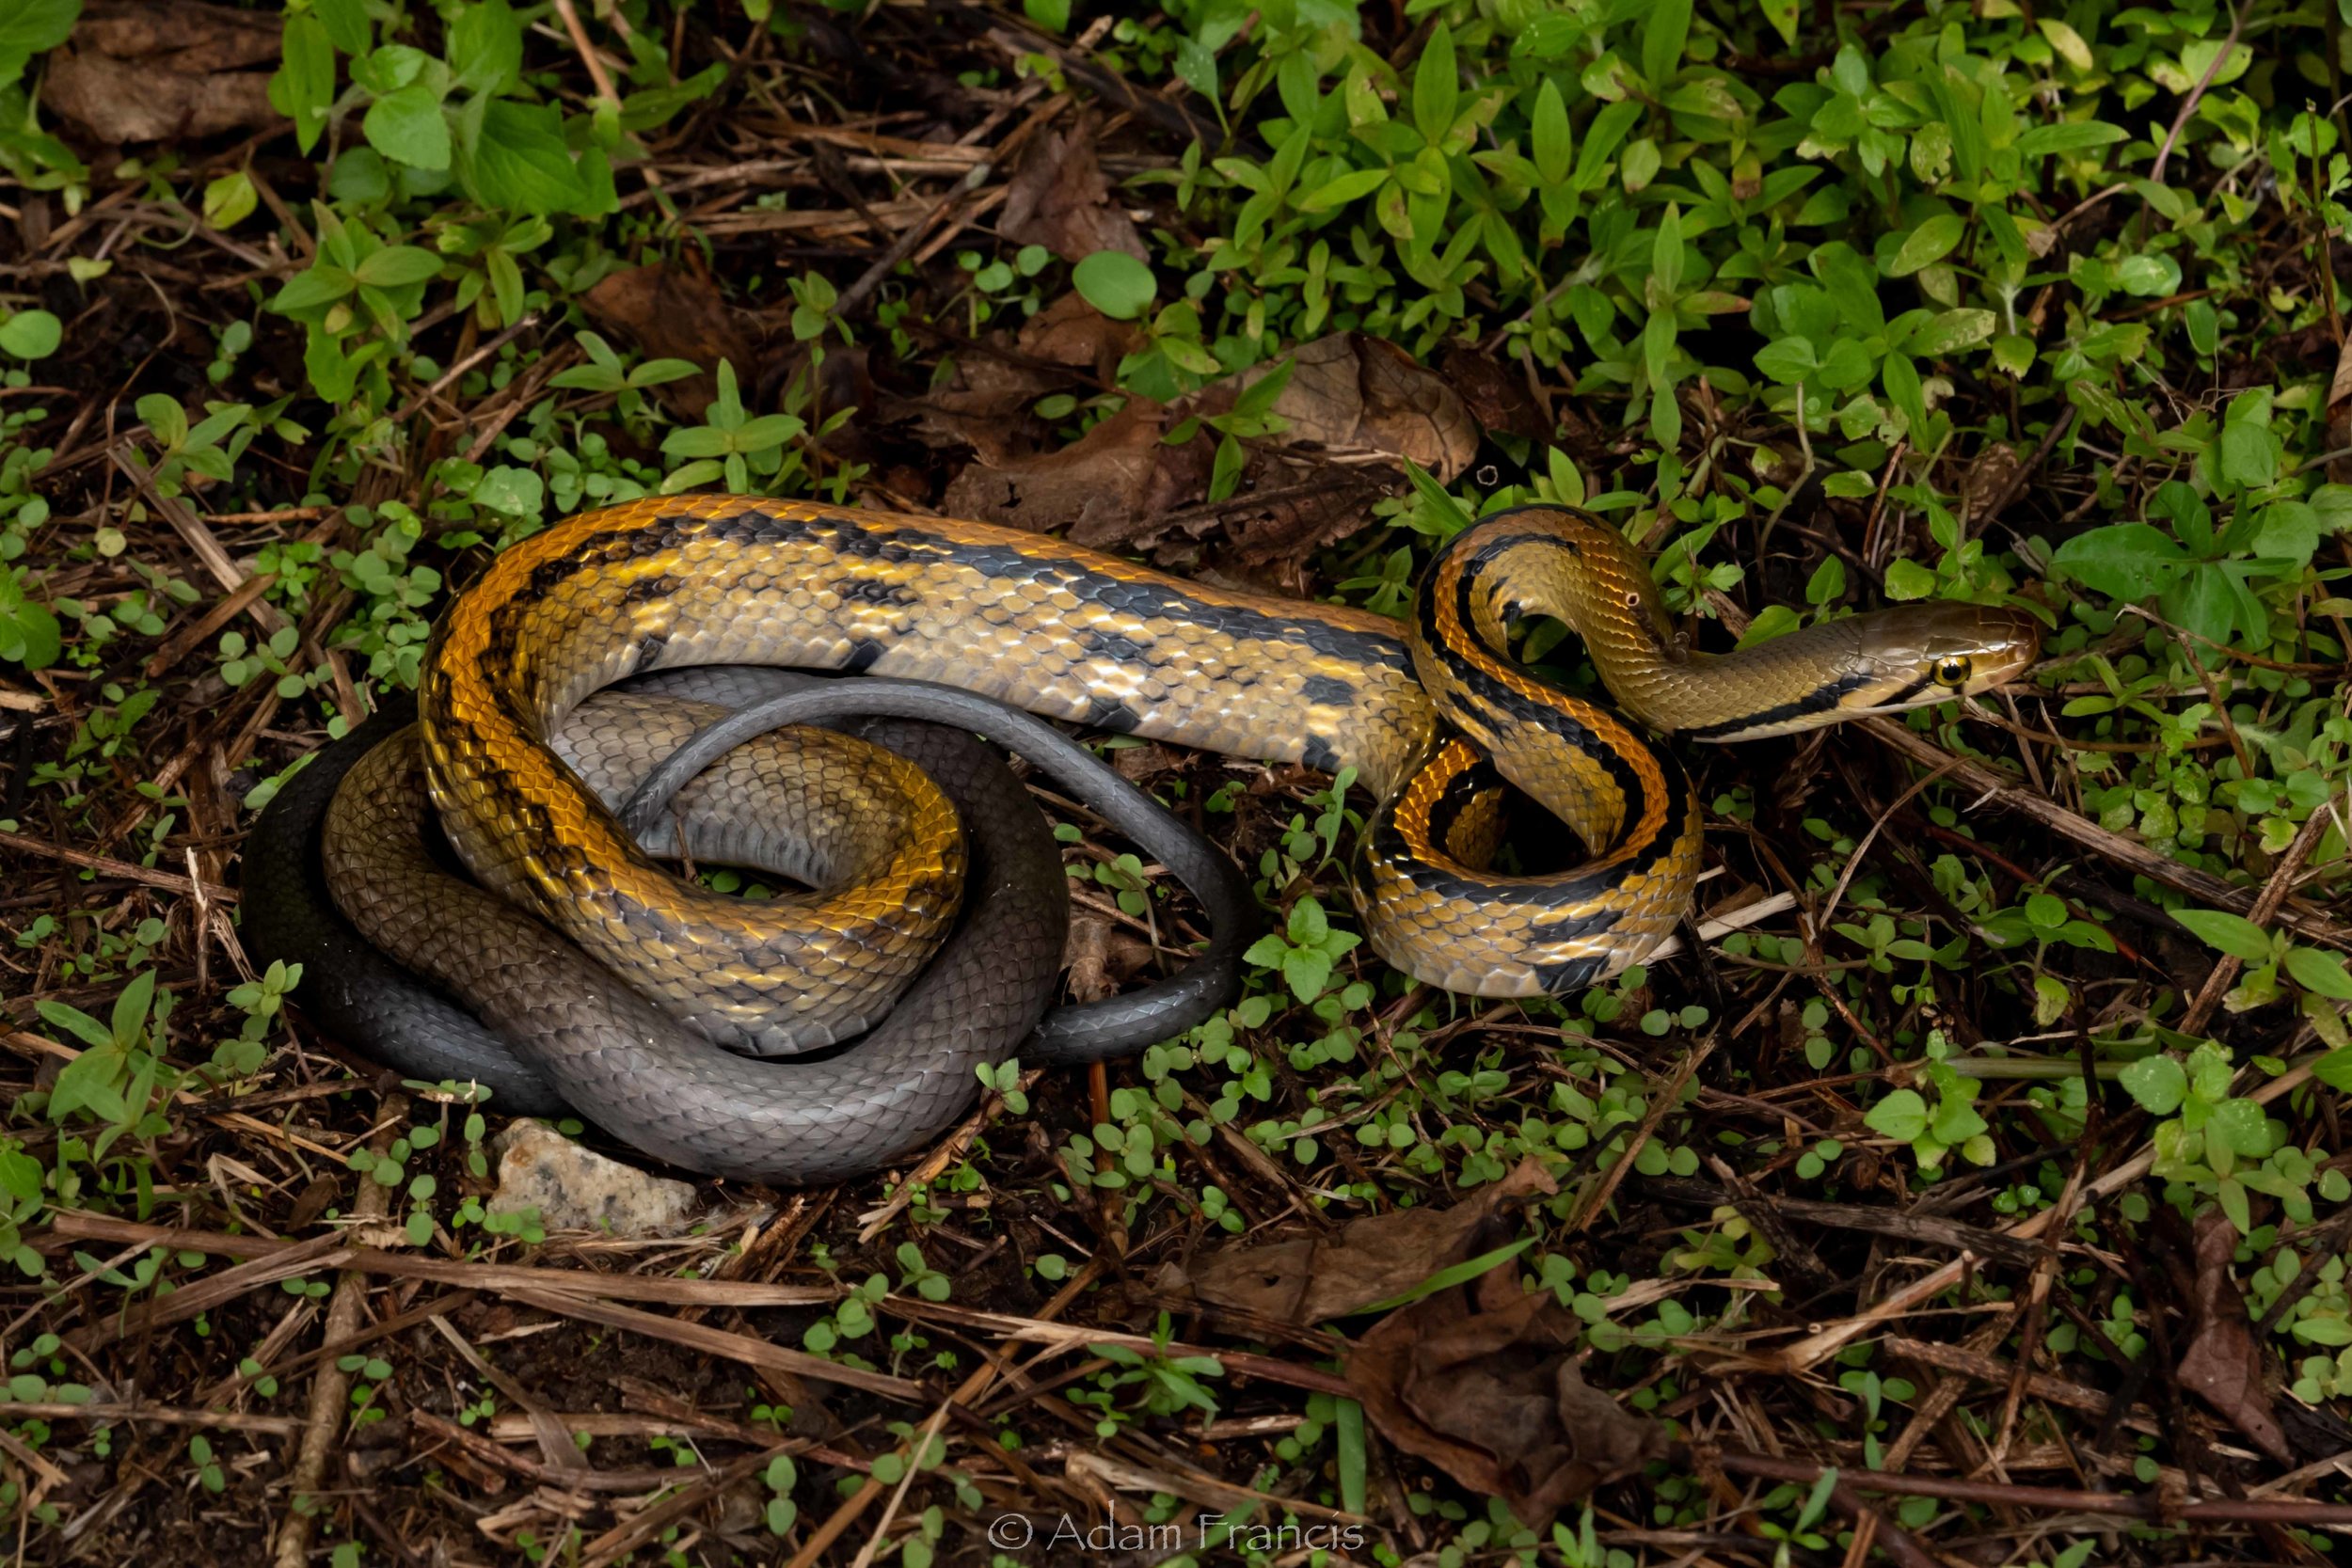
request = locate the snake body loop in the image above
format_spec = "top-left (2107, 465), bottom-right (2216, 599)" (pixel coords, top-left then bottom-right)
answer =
top-left (246, 497), bottom-right (2040, 1181)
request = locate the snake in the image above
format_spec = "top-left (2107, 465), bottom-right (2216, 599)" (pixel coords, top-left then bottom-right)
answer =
top-left (242, 496), bottom-right (2040, 1181)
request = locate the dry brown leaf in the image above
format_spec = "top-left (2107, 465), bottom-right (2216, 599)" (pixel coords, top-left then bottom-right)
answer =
top-left (1347, 1265), bottom-right (1669, 1529)
top-left (2325, 333), bottom-right (2352, 485)
top-left (878, 356), bottom-right (1059, 464)
top-left (942, 398), bottom-right (1215, 542)
top-left (1017, 293), bottom-right (1142, 381)
top-left (1236, 333), bottom-right (1478, 483)
top-left (579, 263), bottom-right (755, 420)
top-left (2178, 1210), bottom-right (2293, 1464)
top-left (998, 115), bottom-right (1148, 264)
top-left (1440, 344), bottom-right (1549, 443)
top-left (47, 1), bottom-right (281, 144)
top-left (1160, 1159), bottom-right (1555, 1325)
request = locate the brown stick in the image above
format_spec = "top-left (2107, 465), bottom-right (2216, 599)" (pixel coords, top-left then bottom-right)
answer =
top-left (2179, 796), bottom-right (2341, 1036)
top-left (44, 1212), bottom-right (840, 1308)
top-left (0, 827), bottom-right (235, 901)
top-left (1716, 1448), bottom-right (2352, 1525)
top-left (1861, 717), bottom-right (2352, 950)
top-left (271, 1093), bottom-right (405, 1568)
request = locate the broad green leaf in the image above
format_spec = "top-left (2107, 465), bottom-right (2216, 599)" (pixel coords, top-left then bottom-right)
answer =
top-left (2285, 946), bottom-right (2352, 1001)
top-left (48, 1048), bottom-right (127, 1125)
top-left (448, 0), bottom-right (523, 95)
top-left (1909, 309), bottom-right (1996, 356)
top-left (0, 309), bottom-right (61, 360)
top-left (351, 245), bottom-right (442, 289)
top-left (1754, 337), bottom-right (1816, 385)
top-left (1295, 166), bottom-right (1389, 214)
top-left (136, 393), bottom-right (187, 449)
top-left (0, 0), bottom-right (78, 87)
top-left (202, 171), bottom-right (258, 230)
top-left (2118, 1054), bottom-right (2187, 1116)
top-left (1864, 1089), bottom-right (1928, 1141)
top-left (2037, 18), bottom-right (2095, 71)
top-left (1072, 252), bottom-right (1156, 320)
top-left (314, 0), bottom-right (370, 56)
top-left (460, 100), bottom-right (588, 214)
top-left (2172, 908), bottom-right (2273, 964)
top-left (1760, 0), bottom-right (1800, 47)
top-left (362, 82), bottom-right (451, 171)
top-left (2050, 524), bottom-right (2191, 599)
top-left (1883, 559), bottom-right (1937, 599)
top-left (1887, 214), bottom-right (1963, 277)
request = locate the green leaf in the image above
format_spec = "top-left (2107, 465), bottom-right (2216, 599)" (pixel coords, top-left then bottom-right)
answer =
top-left (0, 0), bottom-right (79, 87)
top-left (1883, 352), bottom-right (1926, 436)
top-left (1652, 205), bottom-right (1683, 297)
top-left (0, 590), bottom-right (59, 669)
top-left (1357, 1238), bottom-right (1536, 1313)
top-left (1531, 77), bottom-right (1571, 185)
top-left (314, 0), bottom-right (370, 55)
top-left (0, 310), bottom-right (61, 360)
top-left (472, 467), bottom-right (544, 518)
top-left (1882, 559), bottom-right (1937, 600)
top-left (2118, 1054), bottom-right (2187, 1116)
top-left (2050, 524), bottom-right (2191, 600)
top-left (1412, 24), bottom-right (1457, 146)
top-left (1641, 0), bottom-right (1692, 87)
top-left (2219, 389), bottom-right (2278, 489)
top-left (136, 394), bottom-right (187, 449)
top-left (1753, 337), bottom-right (1817, 385)
top-left (1887, 214), bottom-right (1964, 277)
top-left (36, 1000), bottom-right (112, 1052)
top-left (270, 12), bottom-right (337, 154)
top-left (48, 1048), bottom-right (127, 1125)
top-left (1864, 1089), bottom-right (1929, 1142)
top-left (460, 100), bottom-right (588, 215)
top-left (1295, 166), bottom-right (1389, 214)
top-left (2285, 946), bottom-right (2352, 1001)
top-left (2208, 1098), bottom-right (2271, 1157)
top-left (1572, 99), bottom-right (1641, 192)
top-left (1071, 251), bottom-right (1156, 320)
top-left (109, 971), bottom-right (154, 1046)
top-left (202, 171), bottom-right (258, 230)
top-left (1909, 309), bottom-right (1996, 356)
top-left (269, 266), bottom-right (355, 316)
top-left (352, 245), bottom-right (442, 289)
top-left (2173, 908), bottom-right (2273, 965)
top-left (2314, 1048), bottom-right (2352, 1093)
top-left (362, 82), bottom-right (451, 171)
top-left (2012, 120), bottom-right (2127, 158)
top-left (448, 0), bottom-right (521, 93)
top-left (2037, 18), bottom-right (2095, 70)
top-left (1760, 0), bottom-right (1800, 46)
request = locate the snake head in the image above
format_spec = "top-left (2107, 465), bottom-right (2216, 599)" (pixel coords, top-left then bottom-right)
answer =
top-left (1836, 600), bottom-right (2044, 718)
top-left (1685, 601), bottom-right (2042, 742)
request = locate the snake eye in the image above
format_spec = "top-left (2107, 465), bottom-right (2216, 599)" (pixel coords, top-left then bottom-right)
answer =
top-left (1933, 655), bottom-right (1974, 688)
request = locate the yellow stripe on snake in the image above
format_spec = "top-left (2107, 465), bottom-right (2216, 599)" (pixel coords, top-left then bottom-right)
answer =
top-left (407, 495), bottom-right (2039, 1043)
